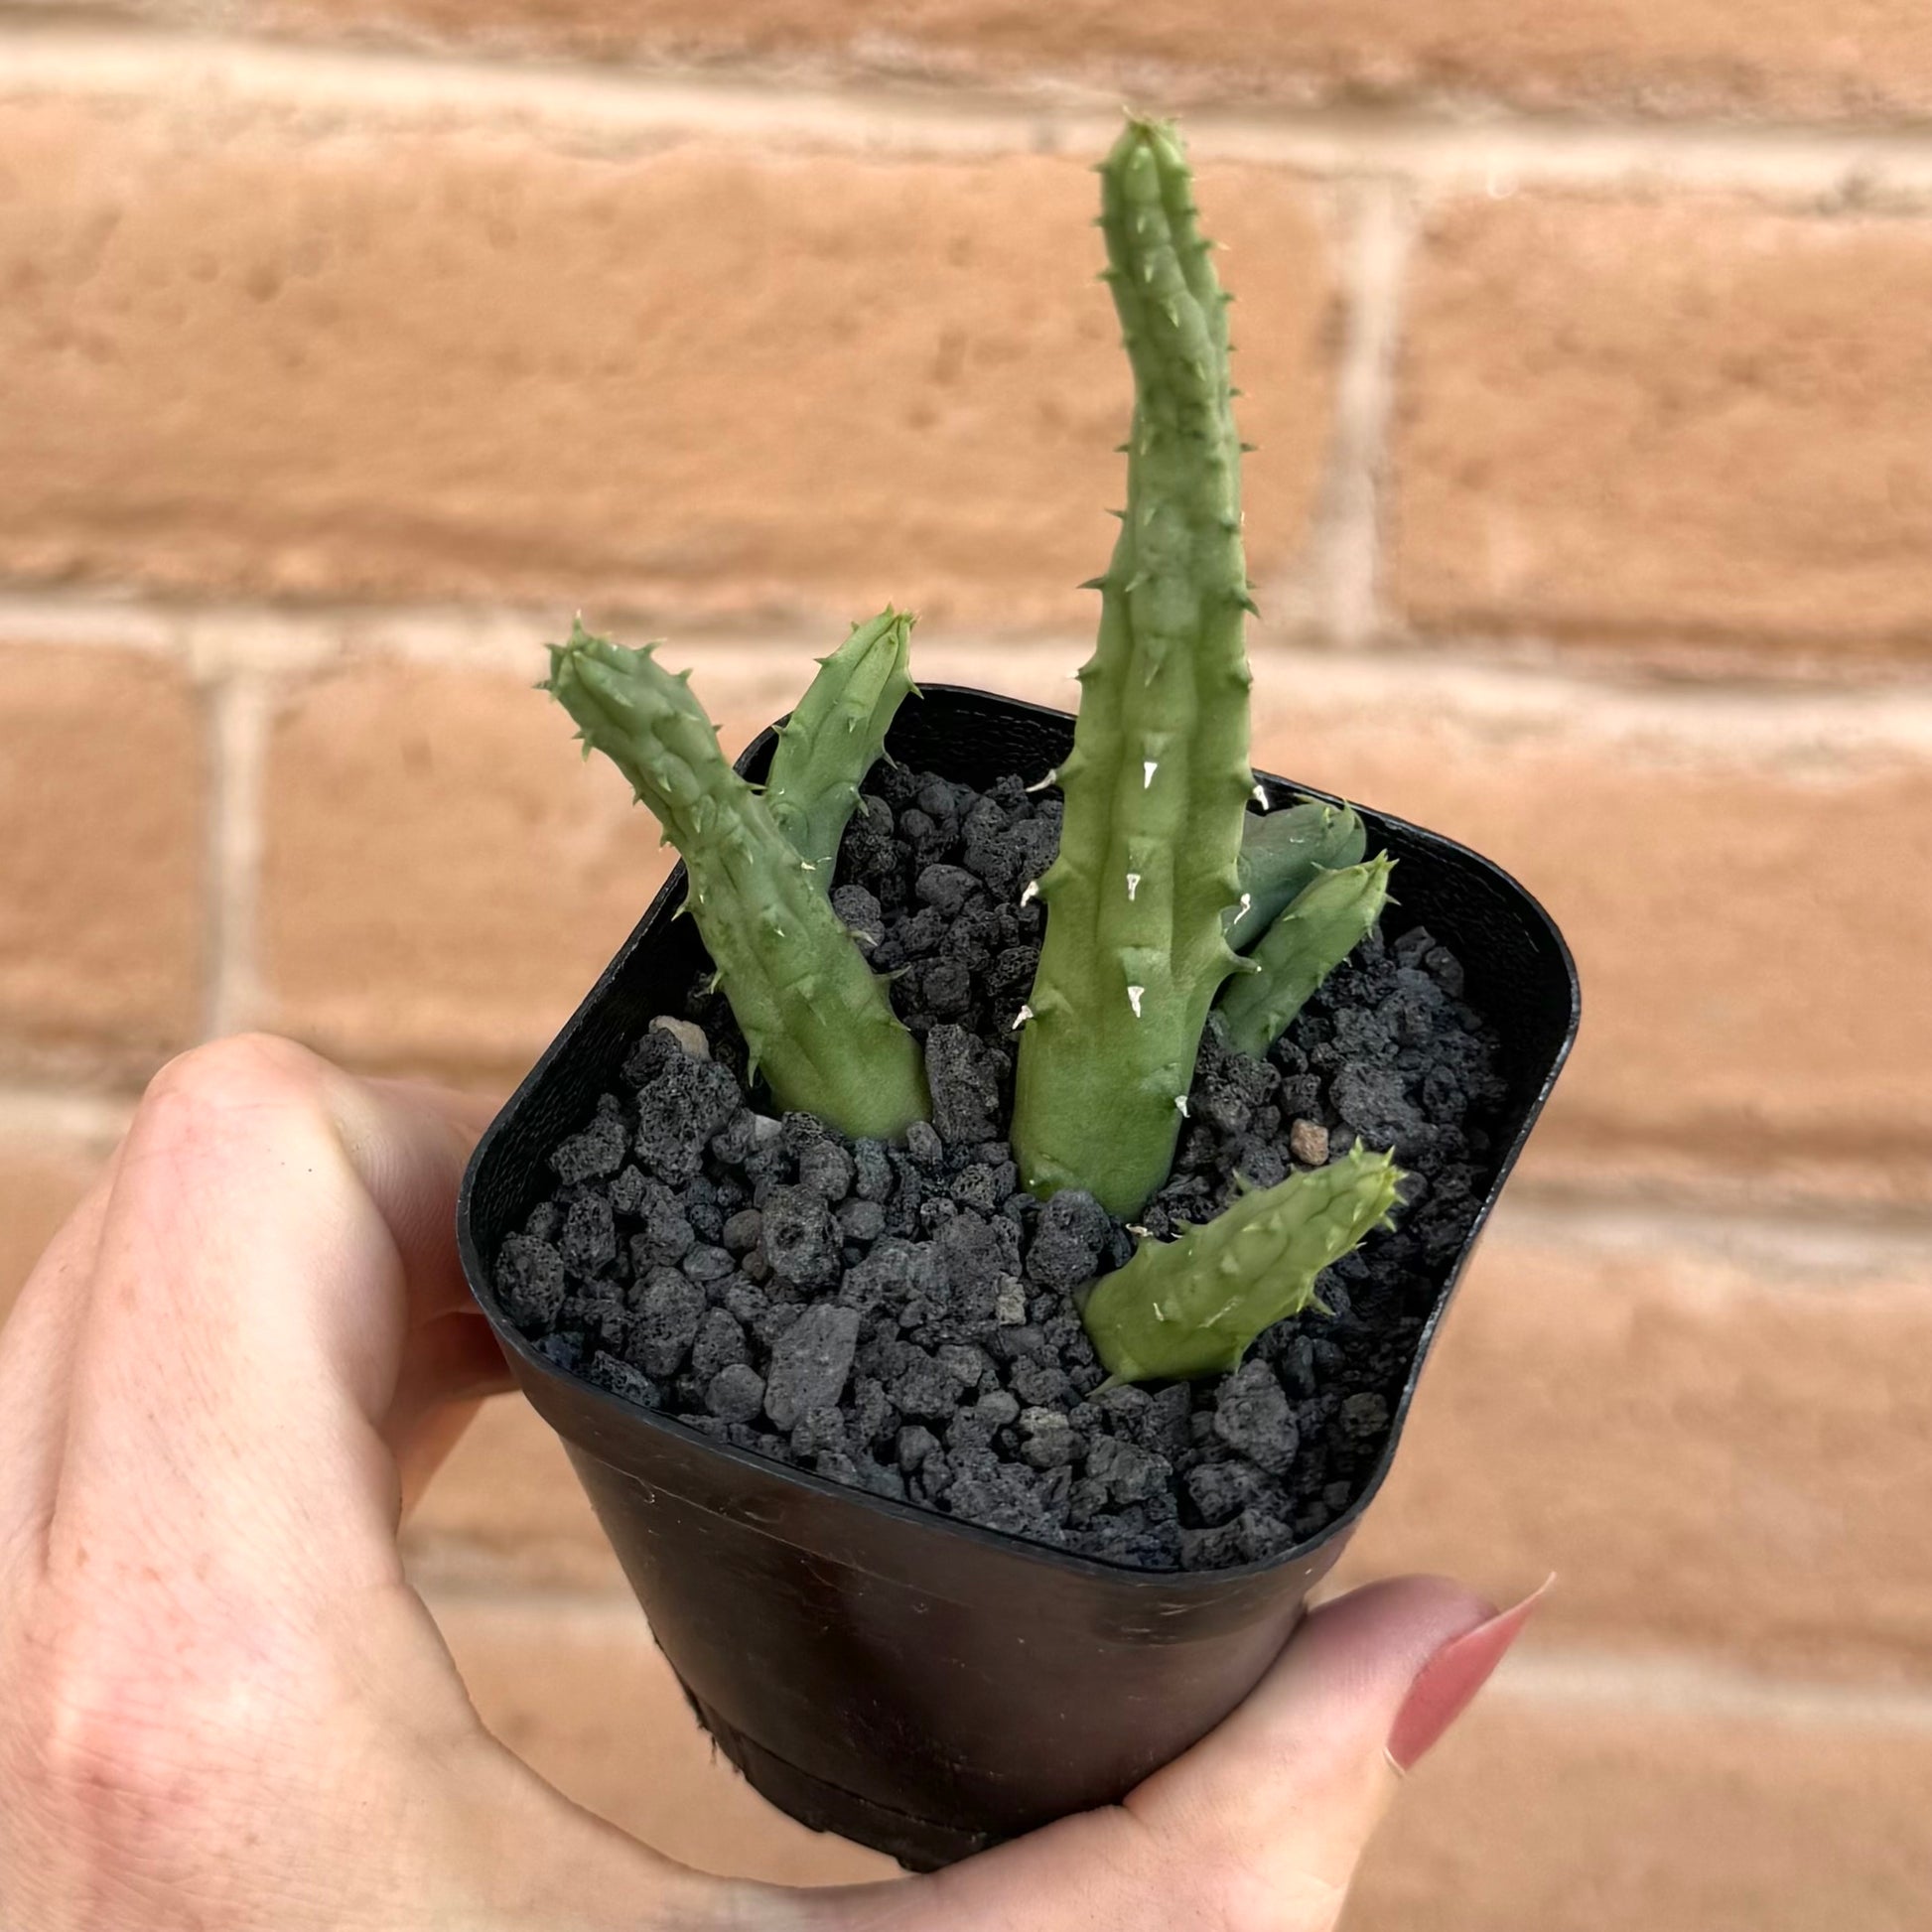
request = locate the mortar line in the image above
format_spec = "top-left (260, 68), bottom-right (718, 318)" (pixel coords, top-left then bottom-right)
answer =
top-left (7, 588), bottom-right (1932, 740)
top-left (203, 673), bottom-right (269, 1041)
top-left (1493, 1645), bottom-right (1932, 1733)
top-left (849, 633), bottom-right (1932, 761)
top-left (410, 1578), bottom-right (1932, 1731)
top-left (8, 589), bottom-right (1930, 698)
top-left (1283, 178), bottom-right (1415, 646)
top-left (20, 22), bottom-right (1932, 201)
top-left (1487, 1192), bottom-right (1932, 1283)
top-left (0, 594), bottom-right (181, 658)
top-left (0, 1086), bottom-right (135, 1148)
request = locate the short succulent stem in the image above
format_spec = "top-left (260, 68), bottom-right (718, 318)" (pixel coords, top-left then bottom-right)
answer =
top-left (1228, 799), bottom-right (1368, 952)
top-left (546, 625), bottom-right (929, 1142)
top-left (1080, 1147), bottom-right (1405, 1383)
top-left (1215, 856), bottom-right (1394, 1058)
top-left (764, 609), bottom-right (918, 884)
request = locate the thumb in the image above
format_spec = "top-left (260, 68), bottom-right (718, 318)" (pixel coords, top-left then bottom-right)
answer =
top-left (1131, 1576), bottom-right (1547, 1914)
top-left (886, 1575), bottom-right (1541, 1932)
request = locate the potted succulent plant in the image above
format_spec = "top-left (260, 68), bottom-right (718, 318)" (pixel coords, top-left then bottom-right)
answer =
top-left (458, 118), bottom-right (1578, 1870)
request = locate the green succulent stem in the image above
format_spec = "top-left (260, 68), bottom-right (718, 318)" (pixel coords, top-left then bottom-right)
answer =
top-left (1215, 855), bottom-right (1394, 1059)
top-left (1228, 799), bottom-right (1368, 952)
top-left (1011, 117), bottom-right (1256, 1219)
top-left (1080, 1146), bottom-right (1405, 1383)
top-left (545, 625), bottom-right (929, 1141)
top-left (764, 608), bottom-right (918, 884)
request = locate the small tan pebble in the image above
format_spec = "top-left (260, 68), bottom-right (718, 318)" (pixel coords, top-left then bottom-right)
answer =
top-left (1289, 1118), bottom-right (1329, 1167)
top-left (649, 1015), bottom-right (710, 1059)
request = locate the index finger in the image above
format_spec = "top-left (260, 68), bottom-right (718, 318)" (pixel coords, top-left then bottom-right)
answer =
top-left (45, 1035), bottom-right (488, 1606)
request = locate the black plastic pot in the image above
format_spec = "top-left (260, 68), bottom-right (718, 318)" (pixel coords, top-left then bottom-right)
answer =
top-left (457, 685), bottom-right (1580, 1871)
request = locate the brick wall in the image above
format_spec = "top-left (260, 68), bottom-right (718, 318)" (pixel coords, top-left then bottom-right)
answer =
top-left (4, 10), bottom-right (1931, 1921)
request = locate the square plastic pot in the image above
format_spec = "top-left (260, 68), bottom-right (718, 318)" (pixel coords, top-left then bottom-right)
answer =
top-left (456, 684), bottom-right (1580, 1870)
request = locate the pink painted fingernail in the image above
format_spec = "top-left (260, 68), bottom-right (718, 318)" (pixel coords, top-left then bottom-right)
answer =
top-left (1386, 1577), bottom-right (1552, 1773)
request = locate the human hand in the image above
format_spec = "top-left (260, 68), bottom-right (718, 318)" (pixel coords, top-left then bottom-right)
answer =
top-left (0, 1035), bottom-right (1534, 1932)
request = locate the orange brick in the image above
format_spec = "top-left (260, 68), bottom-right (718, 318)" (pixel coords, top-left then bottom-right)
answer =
top-left (1250, 675), bottom-right (1932, 1197)
top-left (429, 1592), bottom-right (896, 1885)
top-left (1348, 1664), bottom-right (1932, 1932)
top-left (0, 643), bottom-right (207, 1075)
top-left (1330, 1216), bottom-right (1932, 1680)
top-left (0, 98), bottom-right (1334, 625)
top-left (0, 1124), bottom-right (110, 1330)
top-left (405, 1394), bottom-right (622, 1594)
top-left (1363, 737), bottom-right (1932, 1192)
top-left (1394, 194), bottom-right (1932, 658)
top-left (258, 0), bottom-right (1932, 124)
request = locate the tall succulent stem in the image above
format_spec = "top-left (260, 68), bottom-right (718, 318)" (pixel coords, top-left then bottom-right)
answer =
top-left (1011, 118), bottom-right (1257, 1219)
top-left (547, 625), bottom-right (929, 1142)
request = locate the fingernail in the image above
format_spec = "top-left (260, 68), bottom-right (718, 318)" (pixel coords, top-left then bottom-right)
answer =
top-left (1385, 1576), bottom-right (1552, 1774)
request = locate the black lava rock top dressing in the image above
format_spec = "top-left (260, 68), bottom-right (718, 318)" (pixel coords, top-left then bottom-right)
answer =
top-left (494, 765), bottom-right (1506, 1572)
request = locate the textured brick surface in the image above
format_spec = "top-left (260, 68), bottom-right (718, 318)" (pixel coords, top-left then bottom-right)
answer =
top-left (0, 98), bottom-right (1333, 625)
top-left (1395, 195), bottom-right (1932, 656)
top-left (1345, 1669), bottom-right (1932, 1932)
top-left (405, 1395), bottom-right (622, 1594)
top-left (1331, 1218), bottom-right (1932, 1680)
top-left (8, 36), bottom-right (1932, 1928)
top-left (255, 0), bottom-right (1932, 122)
top-left (0, 643), bottom-right (207, 1074)
top-left (1247, 679), bottom-right (1932, 1196)
top-left (430, 1593), bottom-right (896, 1885)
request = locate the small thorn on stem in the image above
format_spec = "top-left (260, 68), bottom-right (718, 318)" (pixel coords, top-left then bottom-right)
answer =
top-left (1174, 1093), bottom-right (1189, 1117)
top-left (1020, 880), bottom-right (1040, 907)
top-left (1028, 768), bottom-right (1058, 792)
top-left (1143, 760), bottom-right (1158, 788)
top-left (1251, 783), bottom-right (1269, 809)
top-left (1126, 872), bottom-right (1141, 900)
top-left (1127, 984), bottom-right (1146, 1018)
top-left (1011, 1003), bottom-right (1035, 1031)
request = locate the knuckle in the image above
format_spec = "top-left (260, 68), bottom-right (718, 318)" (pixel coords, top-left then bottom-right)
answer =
top-left (1114, 1792), bottom-right (1352, 1932)
top-left (1220, 1865), bottom-right (1351, 1932)
top-left (143, 1034), bottom-right (326, 1118)
top-left (6, 1587), bottom-right (282, 1877)
top-left (134, 1035), bottom-right (332, 1162)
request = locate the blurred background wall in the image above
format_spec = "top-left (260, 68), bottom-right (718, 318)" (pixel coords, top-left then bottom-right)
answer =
top-left (4, 4), bottom-right (1932, 1924)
